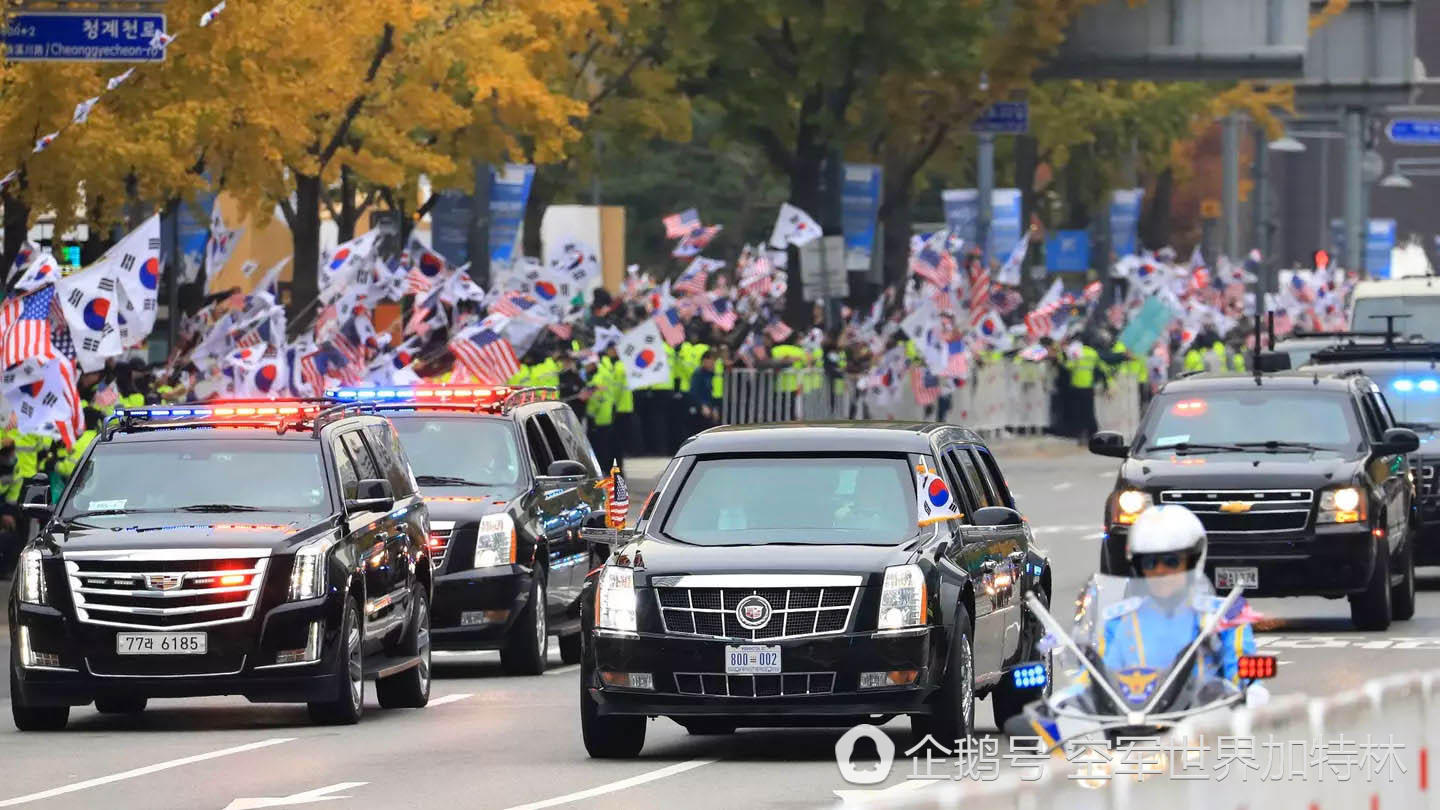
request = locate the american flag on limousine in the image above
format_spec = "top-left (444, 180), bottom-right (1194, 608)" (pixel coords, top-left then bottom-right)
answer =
top-left (606, 463), bottom-right (629, 528)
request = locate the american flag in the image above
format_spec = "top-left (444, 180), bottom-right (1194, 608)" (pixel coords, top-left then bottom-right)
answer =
top-left (92, 382), bottom-right (119, 408)
top-left (991, 287), bottom-right (1023, 316)
top-left (662, 208), bottom-right (701, 239)
top-left (911, 367), bottom-right (940, 407)
top-left (1082, 280), bottom-right (1103, 303)
top-left (449, 326), bottom-right (519, 384)
top-left (547, 322), bottom-right (573, 340)
top-left (968, 262), bottom-right (991, 319)
top-left (699, 296), bottom-right (737, 332)
top-left (332, 320), bottom-right (366, 367)
top-left (673, 264), bottom-right (710, 297)
top-left (0, 286), bottom-right (56, 367)
top-left (300, 343), bottom-right (362, 395)
top-left (653, 307), bottom-right (685, 346)
top-left (764, 320), bottom-right (793, 343)
top-left (50, 318), bottom-right (76, 364)
top-left (672, 225), bottom-right (722, 258)
top-left (405, 246), bottom-right (449, 296)
top-left (1025, 302), bottom-right (1060, 340)
top-left (910, 245), bottom-right (954, 288)
top-left (606, 464), bottom-right (629, 528)
top-left (490, 290), bottom-right (539, 320)
top-left (944, 336), bottom-right (969, 379)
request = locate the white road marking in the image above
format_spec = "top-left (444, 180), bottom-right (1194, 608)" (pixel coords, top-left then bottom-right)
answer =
top-left (0, 737), bottom-right (296, 808)
top-left (428, 693), bottom-right (474, 707)
top-left (500, 758), bottom-right (718, 810)
top-left (1052, 482), bottom-right (1073, 492)
top-left (834, 778), bottom-right (940, 803)
top-left (544, 664), bottom-right (581, 676)
top-left (1255, 636), bottom-right (1440, 651)
top-left (1082, 532), bottom-right (1104, 540)
top-left (1030, 525), bottom-right (1096, 536)
top-left (1096, 471), bottom-right (1114, 479)
top-left (223, 781), bottom-right (367, 810)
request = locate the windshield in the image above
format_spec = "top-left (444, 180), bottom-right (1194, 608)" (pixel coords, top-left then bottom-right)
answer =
top-left (62, 439), bottom-right (328, 517)
top-left (1056, 572), bottom-right (1240, 712)
top-left (1352, 296), bottom-right (1440, 342)
top-left (390, 418), bottom-right (523, 487)
top-left (1138, 390), bottom-right (1362, 454)
top-left (663, 455), bottom-right (916, 545)
top-left (1366, 371), bottom-right (1440, 428)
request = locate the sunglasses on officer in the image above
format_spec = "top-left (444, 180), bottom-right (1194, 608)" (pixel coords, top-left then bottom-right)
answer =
top-left (1134, 552), bottom-right (1190, 571)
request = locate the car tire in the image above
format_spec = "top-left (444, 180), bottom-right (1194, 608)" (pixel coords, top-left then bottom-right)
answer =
top-left (377, 590), bottom-right (432, 709)
top-left (559, 632), bottom-right (582, 665)
top-left (501, 575), bottom-right (548, 676)
top-left (682, 719), bottom-right (737, 735)
top-left (1349, 541), bottom-right (1393, 632)
top-left (308, 597), bottom-right (364, 725)
top-left (10, 666), bottom-right (68, 731)
top-left (580, 656), bottom-right (646, 758)
top-left (991, 589), bottom-right (1049, 732)
top-left (94, 696), bottom-right (148, 714)
top-left (1392, 534), bottom-right (1417, 622)
top-left (913, 605), bottom-right (974, 745)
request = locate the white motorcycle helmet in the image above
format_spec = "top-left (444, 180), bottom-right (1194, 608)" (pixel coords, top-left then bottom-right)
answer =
top-left (1126, 504), bottom-right (1207, 575)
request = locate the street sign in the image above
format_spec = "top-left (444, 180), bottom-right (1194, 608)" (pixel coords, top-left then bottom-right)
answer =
top-left (971, 102), bottom-right (1029, 135)
top-left (1386, 120), bottom-right (1440, 146)
top-left (799, 235), bottom-right (848, 302)
top-left (4, 12), bottom-right (167, 62)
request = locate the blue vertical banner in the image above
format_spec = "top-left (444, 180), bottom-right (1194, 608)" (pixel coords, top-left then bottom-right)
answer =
top-left (988, 189), bottom-right (1022, 261)
top-left (842, 163), bottom-right (882, 271)
top-left (1330, 218), bottom-right (1347, 261)
top-left (177, 186), bottom-right (216, 284)
top-left (429, 190), bottom-right (475, 267)
top-left (941, 189), bottom-right (979, 245)
top-left (1109, 188), bottom-right (1145, 257)
top-left (1365, 218), bottom-right (1397, 278)
top-left (488, 163), bottom-right (534, 266)
top-left (1045, 230), bottom-right (1091, 272)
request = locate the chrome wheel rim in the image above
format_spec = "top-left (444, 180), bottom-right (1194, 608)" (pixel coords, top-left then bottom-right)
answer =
top-left (535, 582), bottom-right (547, 659)
top-left (416, 597), bottom-right (431, 692)
top-left (347, 622), bottom-right (363, 710)
top-left (960, 636), bottom-right (974, 733)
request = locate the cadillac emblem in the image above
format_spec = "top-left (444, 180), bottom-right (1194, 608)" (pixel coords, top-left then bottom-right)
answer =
top-left (735, 595), bottom-right (773, 630)
top-left (146, 574), bottom-right (184, 591)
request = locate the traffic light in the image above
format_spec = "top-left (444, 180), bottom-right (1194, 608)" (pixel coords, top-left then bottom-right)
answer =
top-left (1312, 249), bottom-right (1330, 271)
top-left (62, 245), bottom-right (80, 267)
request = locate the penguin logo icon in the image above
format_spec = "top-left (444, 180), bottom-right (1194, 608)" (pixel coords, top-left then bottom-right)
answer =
top-left (834, 724), bottom-right (895, 785)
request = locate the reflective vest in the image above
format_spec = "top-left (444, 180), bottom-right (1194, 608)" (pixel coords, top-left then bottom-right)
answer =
top-left (1113, 341), bottom-right (1148, 384)
top-left (3, 430), bottom-right (47, 501)
top-left (771, 345), bottom-right (807, 393)
top-left (120, 393), bottom-right (145, 409)
top-left (801, 347), bottom-right (824, 393)
top-left (1183, 348), bottom-right (1206, 374)
top-left (507, 364), bottom-right (532, 387)
top-left (711, 358), bottom-right (724, 401)
top-left (1066, 346), bottom-right (1100, 389)
top-left (530, 358), bottom-right (560, 390)
top-left (587, 360), bottom-right (616, 426)
top-left (677, 343), bottom-right (708, 394)
top-left (55, 429), bottom-right (97, 481)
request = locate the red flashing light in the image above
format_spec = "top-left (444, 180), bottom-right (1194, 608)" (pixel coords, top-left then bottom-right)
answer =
top-left (1237, 655), bottom-right (1277, 680)
top-left (1170, 399), bottom-right (1208, 417)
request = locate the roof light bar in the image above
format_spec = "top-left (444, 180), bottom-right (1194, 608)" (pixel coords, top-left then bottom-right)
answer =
top-left (117, 401), bottom-right (324, 421)
top-left (325, 385), bottom-right (509, 404)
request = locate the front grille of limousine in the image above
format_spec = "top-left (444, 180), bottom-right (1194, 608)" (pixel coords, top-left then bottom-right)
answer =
top-left (674, 672), bottom-right (836, 697)
top-left (64, 549), bottom-right (270, 630)
top-left (652, 576), bottom-right (861, 641)
top-left (1158, 489), bottom-right (1313, 535)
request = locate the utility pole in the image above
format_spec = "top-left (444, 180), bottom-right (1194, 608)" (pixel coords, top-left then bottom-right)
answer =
top-left (1343, 107), bottom-right (1365, 272)
top-left (1222, 114), bottom-right (1240, 260)
top-left (977, 133), bottom-right (995, 261)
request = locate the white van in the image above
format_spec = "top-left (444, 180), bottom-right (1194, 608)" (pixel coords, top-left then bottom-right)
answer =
top-left (1349, 277), bottom-right (1440, 341)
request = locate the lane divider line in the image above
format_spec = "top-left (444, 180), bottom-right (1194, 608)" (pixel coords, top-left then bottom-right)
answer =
top-left (499, 758), bottom-right (718, 810)
top-left (0, 737), bottom-right (296, 808)
top-left (544, 664), bottom-right (581, 677)
top-left (1052, 482), bottom-right (1074, 491)
top-left (428, 693), bottom-right (474, 707)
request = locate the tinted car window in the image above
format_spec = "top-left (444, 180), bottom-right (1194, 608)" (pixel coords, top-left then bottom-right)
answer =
top-left (664, 455), bottom-right (915, 545)
top-left (1139, 390), bottom-right (1364, 453)
top-left (524, 418), bottom-right (555, 473)
top-left (953, 451), bottom-right (993, 508)
top-left (342, 431), bottom-right (383, 481)
top-left (1364, 373), bottom-right (1440, 429)
top-left (550, 408), bottom-right (600, 475)
top-left (390, 418), bottom-right (522, 487)
top-left (973, 448), bottom-right (1014, 508)
top-left (366, 423), bottom-right (416, 498)
top-left (537, 413), bottom-right (571, 463)
top-left (63, 440), bottom-right (328, 516)
top-left (939, 450), bottom-right (979, 515)
top-left (334, 437), bottom-right (359, 499)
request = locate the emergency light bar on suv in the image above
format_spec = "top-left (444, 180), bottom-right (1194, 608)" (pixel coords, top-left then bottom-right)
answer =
top-left (323, 385), bottom-right (557, 414)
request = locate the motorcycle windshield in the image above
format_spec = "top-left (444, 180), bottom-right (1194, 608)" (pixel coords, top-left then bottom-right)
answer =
top-left (1055, 571), bottom-right (1237, 714)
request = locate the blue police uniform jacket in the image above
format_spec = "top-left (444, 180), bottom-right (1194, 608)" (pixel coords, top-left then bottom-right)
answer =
top-left (1099, 593), bottom-right (1256, 703)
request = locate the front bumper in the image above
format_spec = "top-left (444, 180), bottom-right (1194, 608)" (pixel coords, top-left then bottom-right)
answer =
top-left (430, 564), bottom-right (534, 650)
top-left (1105, 523), bottom-right (1378, 597)
top-left (588, 627), bottom-right (936, 720)
top-left (9, 595), bottom-right (343, 705)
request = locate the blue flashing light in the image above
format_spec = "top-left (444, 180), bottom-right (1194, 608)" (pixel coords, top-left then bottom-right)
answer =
top-left (1012, 663), bottom-right (1048, 690)
top-left (1394, 379), bottom-right (1415, 393)
top-left (1421, 379), bottom-right (1439, 393)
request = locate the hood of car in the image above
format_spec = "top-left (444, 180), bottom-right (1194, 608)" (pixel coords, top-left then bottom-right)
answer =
top-left (1119, 454), bottom-right (1362, 491)
top-left (617, 533), bottom-right (919, 586)
top-left (419, 489), bottom-right (519, 524)
top-left (47, 511), bottom-right (336, 554)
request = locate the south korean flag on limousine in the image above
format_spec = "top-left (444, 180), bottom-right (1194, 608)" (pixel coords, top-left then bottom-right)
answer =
top-left (916, 463), bottom-right (963, 527)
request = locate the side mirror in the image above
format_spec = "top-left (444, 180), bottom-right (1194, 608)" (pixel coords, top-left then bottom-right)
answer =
top-left (972, 506), bottom-right (1023, 528)
top-left (1378, 427), bottom-right (1420, 455)
top-left (345, 478), bottom-right (394, 513)
top-left (1088, 431), bottom-right (1129, 458)
top-left (20, 481), bottom-right (51, 521)
top-left (545, 460), bottom-right (588, 479)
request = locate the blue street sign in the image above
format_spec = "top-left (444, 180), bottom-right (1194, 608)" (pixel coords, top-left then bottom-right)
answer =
top-left (1386, 120), bottom-right (1440, 146)
top-left (1046, 230), bottom-right (1091, 272)
top-left (841, 163), bottom-right (882, 272)
top-left (1365, 218), bottom-right (1397, 279)
top-left (971, 102), bottom-right (1029, 135)
top-left (4, 13), bottom-right (166, 62)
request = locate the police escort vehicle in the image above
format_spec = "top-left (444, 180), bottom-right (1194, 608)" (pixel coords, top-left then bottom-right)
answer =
top-left (1091, 369), bottom-right (1419, 630)
top-left (8, 400), bottom-right (432, 730)
top-left (325, 385), bottom-right (607, 674)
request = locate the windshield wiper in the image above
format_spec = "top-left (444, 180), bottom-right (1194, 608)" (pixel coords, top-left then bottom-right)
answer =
top-left (1143, 442), bottom-right (1248, 455)
top-left (62, 508), bottom-right (136, 519)
top-left (175, 504), bottom-right (264, 512)
top-left (416, 475), bottom-right (488, 487)
top-left (1234, 440), bottom-right (1329, 452)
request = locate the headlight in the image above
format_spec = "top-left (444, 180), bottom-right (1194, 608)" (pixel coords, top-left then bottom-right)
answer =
top-left (595, 565), bottom-right (637, 633)
top-left (1111, 490), bottom-right (1153, 525)
top-left (474, 513), bottom-right (517, 568)
top-left (878, 564), bottom-right (927, 631)
top-left (16, 547), bottom-right (46, 605)
top-left (1319, 486), bottom-right (1366, 524)
top-left (288, 536), bottom-right (337, 602)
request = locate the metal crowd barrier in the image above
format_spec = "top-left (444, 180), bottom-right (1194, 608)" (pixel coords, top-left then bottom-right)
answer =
top-left (721, 364), bottom-right (1140, 437)
top-left (874, 669), bottom-right (1440, 810)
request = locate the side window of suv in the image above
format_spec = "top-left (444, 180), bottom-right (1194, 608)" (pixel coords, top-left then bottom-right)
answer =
top-left (366, 423), bottom-right (416, 498)
top-left (550, 407), bottom-right (601, 475)
top-left (537, 413), bottom-right (572, 463)
top-left (1368, 391), bottom-right (1396, 431)
top-left (1357, 394), bottom-right (1385, 442)
top-left (938, 449), bottom-right (980, 517)
top-left (342, 431), bottom-right (383, 483)
top-left (523, 416), bottom-right (556, 474)
top-left (972, 448), bottom-right (1014, 509)
top-left (953, 449), bottom-right (994, 509)
top-left (333, 436), bottom-right (359, 500)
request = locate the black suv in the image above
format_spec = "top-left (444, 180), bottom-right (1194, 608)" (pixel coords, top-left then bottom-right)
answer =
top-left (325, 386), bottom-right (606, 674)
top-left (1091, 371), bottom-right (1420, 630)
top-left (577, 423), bottom-right (1052, 758)
top-left (1306, 341), bottom-right (1440, 563)
top-left (8, 400), bottom-right (432, 730)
